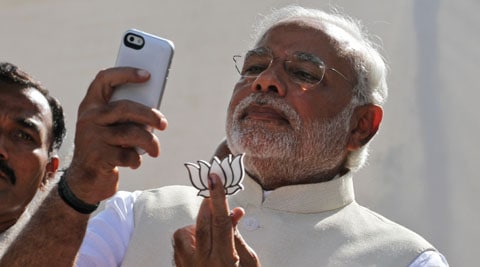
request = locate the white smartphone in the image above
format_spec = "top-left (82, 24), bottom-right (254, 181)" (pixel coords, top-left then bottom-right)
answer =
top-left (110, 29), bottom-right (174, 109)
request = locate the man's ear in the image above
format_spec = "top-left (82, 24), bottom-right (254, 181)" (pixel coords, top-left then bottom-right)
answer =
top-left (40, 155), bottom-right (60, 190)
top-left (347, 104), bottom-right (383, 151)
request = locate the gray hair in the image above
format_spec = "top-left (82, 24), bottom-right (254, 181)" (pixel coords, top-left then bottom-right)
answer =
top-left (252, 5), bottom-right (389, 171)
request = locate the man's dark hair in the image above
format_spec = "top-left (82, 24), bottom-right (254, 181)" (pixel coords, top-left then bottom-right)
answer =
top-left (0, 62), bottom-right (66, 152)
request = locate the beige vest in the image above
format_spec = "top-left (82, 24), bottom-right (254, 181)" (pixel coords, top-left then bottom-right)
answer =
top-left (121, 173), bottom-right (434, 266)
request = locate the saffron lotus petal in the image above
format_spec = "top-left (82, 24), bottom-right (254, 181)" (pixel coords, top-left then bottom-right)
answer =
top-left (185, 153), bottom-right (246, 198)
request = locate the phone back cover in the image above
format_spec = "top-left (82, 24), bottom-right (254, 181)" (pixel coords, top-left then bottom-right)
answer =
top-left (111, 29), bottom-right (174, 109)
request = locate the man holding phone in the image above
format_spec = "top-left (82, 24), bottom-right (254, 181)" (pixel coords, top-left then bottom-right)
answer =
top-left (1, 5), bottom-right (448, 267)
top-left (1, 66), bottom-right (168, 266)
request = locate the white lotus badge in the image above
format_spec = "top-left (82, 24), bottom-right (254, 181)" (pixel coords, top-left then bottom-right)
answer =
top-left (185, 153), bottom-right (245, 197)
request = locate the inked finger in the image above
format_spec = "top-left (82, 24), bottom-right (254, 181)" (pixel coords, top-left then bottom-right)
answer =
top-left (208, 174), bottom-right (236, 254)
top-left (195, 199), bottom-right (213, 258)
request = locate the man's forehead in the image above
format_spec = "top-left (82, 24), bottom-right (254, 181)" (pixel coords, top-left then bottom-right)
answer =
top-left (257, 22), bottom-right (332, 49)
top-left (256, 20), bottom-right (360, 72)
top-left (260, 19), bottom-right (360, 52)
top-left (0, 85), bottom-right (53, 128)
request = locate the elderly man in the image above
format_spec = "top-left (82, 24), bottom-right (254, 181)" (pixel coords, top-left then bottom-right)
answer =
top-left (1, 6), bottom-right (448, 267)
top-left (0, 62), bottom-right (65, 253)
top-left (161, 7), bottom-right (448, 266)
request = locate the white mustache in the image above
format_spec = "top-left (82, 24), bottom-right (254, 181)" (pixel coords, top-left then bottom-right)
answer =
top-left (232, 93), bottom-right (301, 130)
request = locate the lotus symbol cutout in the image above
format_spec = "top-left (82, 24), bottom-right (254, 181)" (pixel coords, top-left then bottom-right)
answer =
top-left (185, 153), bottom-right (245, 197)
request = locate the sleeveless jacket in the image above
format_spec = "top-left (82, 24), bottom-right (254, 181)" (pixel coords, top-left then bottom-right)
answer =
top-left (121, 172), bottom-right (435, 267)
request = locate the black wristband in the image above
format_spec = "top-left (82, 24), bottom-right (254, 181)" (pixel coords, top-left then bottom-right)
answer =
top-left (57, 173), bottom-right (99, 214)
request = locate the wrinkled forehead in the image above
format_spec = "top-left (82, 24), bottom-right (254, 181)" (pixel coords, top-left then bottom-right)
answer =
top-left (257, 18), bottom-right (361, 56)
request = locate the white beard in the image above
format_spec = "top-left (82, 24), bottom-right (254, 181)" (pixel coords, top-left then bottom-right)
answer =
top-left (226, 93), bottom-right (355, 188)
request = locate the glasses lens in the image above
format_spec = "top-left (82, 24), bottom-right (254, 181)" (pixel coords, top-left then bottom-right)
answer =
top-left (285, 60), bottom-right (326, 88)
top-left (233, 50), bottom-right (328, 89)
top-left (235, 53), bottom-right (272, 77)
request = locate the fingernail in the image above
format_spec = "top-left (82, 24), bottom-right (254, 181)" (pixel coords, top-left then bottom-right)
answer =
top-left (161, 117), bottom-right (168, 129)
top-left (137, 69), bottom-right (150, 78)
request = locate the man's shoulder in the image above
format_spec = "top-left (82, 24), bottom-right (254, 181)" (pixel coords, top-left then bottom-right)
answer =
top-left (132, 185), bottom-right (202, 216)
top-left (138, 185), bottom-right (199, 202)
top-left (344, 202), bottom-right (434, 250)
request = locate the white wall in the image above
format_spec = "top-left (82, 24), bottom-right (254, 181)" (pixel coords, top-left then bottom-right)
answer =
top-left (1, 0), bottom-right (478, 265)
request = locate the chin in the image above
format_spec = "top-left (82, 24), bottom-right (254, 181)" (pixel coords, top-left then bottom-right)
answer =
top-left (226, 127), bottom-right (349, 188)
top-left (227, 122), bottom-right (297, 159)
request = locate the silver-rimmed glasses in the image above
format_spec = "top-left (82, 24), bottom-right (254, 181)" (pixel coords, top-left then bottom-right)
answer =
top-left (233, 47), bottom-right (352, 90)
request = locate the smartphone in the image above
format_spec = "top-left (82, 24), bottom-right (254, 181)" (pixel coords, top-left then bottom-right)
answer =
top-left (110, 29), bottom-right (174, 109)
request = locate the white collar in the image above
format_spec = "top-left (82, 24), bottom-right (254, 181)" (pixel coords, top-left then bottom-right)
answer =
top-left (231, 172), bottom-right (355, 213)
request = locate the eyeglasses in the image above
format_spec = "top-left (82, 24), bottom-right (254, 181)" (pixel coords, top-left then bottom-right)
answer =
top-left (233, 47), bottom-right (352, 90)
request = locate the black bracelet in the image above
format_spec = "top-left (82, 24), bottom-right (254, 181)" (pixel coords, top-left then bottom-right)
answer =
top-left (57, 172), bottom-right (99, 214)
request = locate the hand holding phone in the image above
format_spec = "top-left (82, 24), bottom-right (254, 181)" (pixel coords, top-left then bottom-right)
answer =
top-left (110, 29), bottom-right (174, 154)
top-left (110, 29), bottom-right (174, 109)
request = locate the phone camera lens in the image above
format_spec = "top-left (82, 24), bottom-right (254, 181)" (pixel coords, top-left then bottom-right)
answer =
top-left (129, 36), bottom-right (135, 42)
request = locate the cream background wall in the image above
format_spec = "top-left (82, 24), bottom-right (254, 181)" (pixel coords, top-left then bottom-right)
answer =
top-left (1, 0), bottom-right (478, 265)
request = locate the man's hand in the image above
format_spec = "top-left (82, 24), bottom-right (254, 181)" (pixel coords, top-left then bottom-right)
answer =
top-left (67, 67), bottom-right (168, 204)
top-left (173, 174), bottom-right (260, 267)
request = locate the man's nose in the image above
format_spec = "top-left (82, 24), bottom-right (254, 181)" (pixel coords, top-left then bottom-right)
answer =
top-left (251, 63), bottom-right (287, 96)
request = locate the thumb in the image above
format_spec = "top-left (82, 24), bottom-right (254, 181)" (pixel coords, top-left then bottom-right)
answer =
top-left (173, 225), bottom-right (196, 267)
top-left (230, 207), bottom-right (245, 227)
top-left (234, 229), bottom-right (261, 267)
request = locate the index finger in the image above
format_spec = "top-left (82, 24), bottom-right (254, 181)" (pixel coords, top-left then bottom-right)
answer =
top-left (208, 174), bottom-right (235, 249)
top-left (81, 67), bottom-right (150, 110)
top-left (88, 100), bottom-right (168, 131)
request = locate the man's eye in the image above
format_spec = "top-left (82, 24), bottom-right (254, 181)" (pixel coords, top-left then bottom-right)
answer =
top-left (14, 130), bottom-right (34, 142)
top-left (291, 70), bottom-right (322, 84)
top-left (287, 61), bottom-right (324, 85)
top-left (243, 64), bottom-right (268, 75)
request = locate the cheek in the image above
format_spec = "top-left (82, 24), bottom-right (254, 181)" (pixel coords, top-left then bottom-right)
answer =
top-left (286, 94), bottom-right (322, 124)
top-left (227, 82), bottom-right (249, 115)
top-left (291, 90), bottom-right (352, 121)
top-left (13, 152), bottom-right (49, 189)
